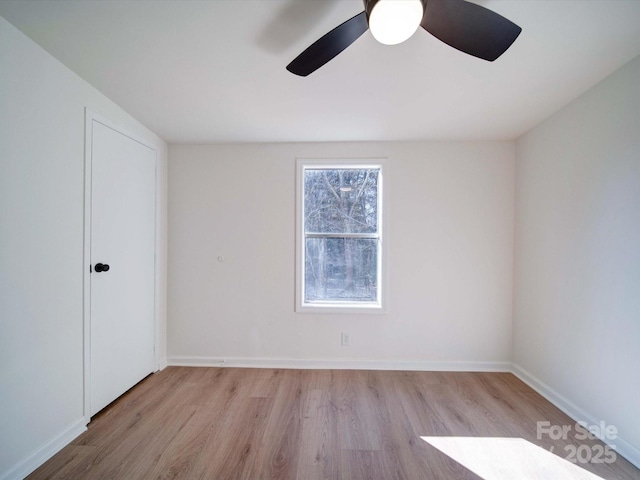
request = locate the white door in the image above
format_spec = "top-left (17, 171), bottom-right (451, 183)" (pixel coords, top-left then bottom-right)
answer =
top-left (89, 118), bottom-right (156, 416)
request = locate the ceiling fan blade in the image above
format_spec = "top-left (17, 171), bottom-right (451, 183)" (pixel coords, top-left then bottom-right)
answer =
top-left (421, 0), bottom-right (522, 61)
top-left (287, 11), bottom-right (368, 76)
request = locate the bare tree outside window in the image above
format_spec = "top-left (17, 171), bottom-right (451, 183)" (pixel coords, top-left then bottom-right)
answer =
top-left (302, 167), bottom-right (381, 305)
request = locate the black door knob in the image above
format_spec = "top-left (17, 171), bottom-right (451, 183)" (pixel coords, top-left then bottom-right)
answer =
top-left (94, 263), bottom-right (110, 273)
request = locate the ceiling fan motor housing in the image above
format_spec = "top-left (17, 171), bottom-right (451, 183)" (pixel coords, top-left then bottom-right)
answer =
top-left (364, 0), bottom-right (428, 21)
top-left (364, 0), bottom-right (379, 21)
top-left (365, 0), bottom-right (427, 45)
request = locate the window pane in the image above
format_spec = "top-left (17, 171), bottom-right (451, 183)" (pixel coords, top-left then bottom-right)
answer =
top-left (304, 169), bottom-right (378, 234)
top-left (304, 237), bottom-right (378, 303)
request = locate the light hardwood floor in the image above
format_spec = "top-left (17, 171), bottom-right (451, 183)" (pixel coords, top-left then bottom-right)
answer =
top-left (28, 367), bottom-right (639, 479)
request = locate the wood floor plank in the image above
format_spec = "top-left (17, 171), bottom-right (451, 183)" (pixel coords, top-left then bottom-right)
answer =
top-left (383, 372), bottom-right (483, 479)
top-left (23, 445), bottom-right (98, 480)
top-left (247, 369), bottom-right (307, 480)
top-left (192, 396), bottom-right (273, 480)
top-left (26, 367), bottom-right (640, 480)
top-left (68, 404), bottom-right (199, 479)
top-left (297, 386), bottom-right (340, 480)
top-left (334, 370), bottom-right (381, 452)
top-left (339, 450), bottom-right (382, 480)
top-left (74, 366), bottom-right (188, 448)
top-left (247, 368), bottom-right (286, 398)
top-left (185, 369), bottom-right (272, 479)
top-left (143, 407), bottom-right (220, 480)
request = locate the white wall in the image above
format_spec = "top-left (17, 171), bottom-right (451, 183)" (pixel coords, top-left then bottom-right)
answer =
top-left (0, 16), bottom-right (167, 480)
top-left (168, 141), bottom-right (515, 369)
top-left (513, 55), bottom-right (640, 464)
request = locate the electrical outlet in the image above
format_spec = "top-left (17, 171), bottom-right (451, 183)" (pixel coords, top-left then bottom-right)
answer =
top-left (341, 332), bottom-right (351, 346)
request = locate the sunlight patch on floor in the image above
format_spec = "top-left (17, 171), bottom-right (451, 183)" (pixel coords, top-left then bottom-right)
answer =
top-left (421, 436), bottom-right (605, 480)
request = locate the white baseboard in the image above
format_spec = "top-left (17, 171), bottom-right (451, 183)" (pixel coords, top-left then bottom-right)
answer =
top-left (167, 355), bottom-right (512, 372)
top-left (0, 418), bottom-right (87, 480)
top-left (511, 363), bottom-right (640, 469)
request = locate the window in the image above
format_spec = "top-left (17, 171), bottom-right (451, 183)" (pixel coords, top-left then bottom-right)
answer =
top-left (296, 159), bottom-right (385, 312)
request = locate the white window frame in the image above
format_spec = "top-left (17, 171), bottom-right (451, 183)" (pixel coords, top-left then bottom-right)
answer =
top-left (295, 158), bottom-right (387, 314)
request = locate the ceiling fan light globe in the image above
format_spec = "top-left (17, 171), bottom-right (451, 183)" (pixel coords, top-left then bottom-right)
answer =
top-left (369, 0), bottom-right (424, 45)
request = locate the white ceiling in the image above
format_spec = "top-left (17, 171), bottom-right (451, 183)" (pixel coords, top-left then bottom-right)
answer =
top-left (2, 0), bottom-right (640, 144)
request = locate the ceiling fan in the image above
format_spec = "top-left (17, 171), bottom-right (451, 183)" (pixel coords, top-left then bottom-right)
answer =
top-left (286, 0), bottom-right (522, 76)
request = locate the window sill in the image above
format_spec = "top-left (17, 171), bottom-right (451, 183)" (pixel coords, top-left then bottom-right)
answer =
top-left (296, 302), bottom-right (386, 315)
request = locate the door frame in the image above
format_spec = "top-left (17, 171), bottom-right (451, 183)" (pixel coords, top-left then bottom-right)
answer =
top-left (83, 108), bottom-right (159, 423)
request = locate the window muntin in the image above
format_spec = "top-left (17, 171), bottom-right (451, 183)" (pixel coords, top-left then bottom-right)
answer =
top-left (298, 162), bottom-right (384, 311)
